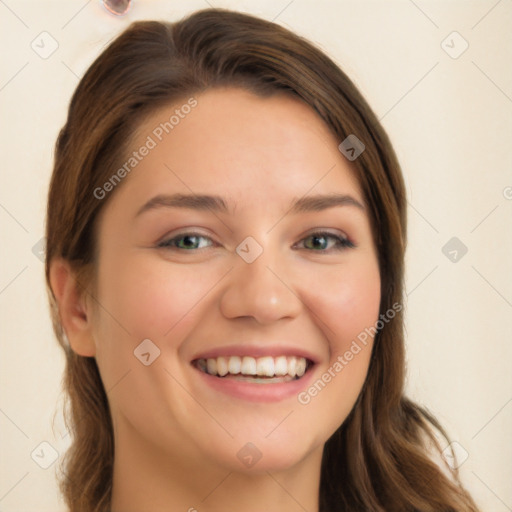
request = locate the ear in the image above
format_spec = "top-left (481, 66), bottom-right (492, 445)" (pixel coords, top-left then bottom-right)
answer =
top-left (49, 258), bottom-right (96, 357)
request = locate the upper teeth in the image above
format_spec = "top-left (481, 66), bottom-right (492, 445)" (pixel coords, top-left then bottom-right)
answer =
top-left (197, 356), bottom-right (308, 378)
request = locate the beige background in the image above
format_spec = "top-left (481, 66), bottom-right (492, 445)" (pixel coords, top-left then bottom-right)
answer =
top-left (1, 0), bottom-right (511, 510)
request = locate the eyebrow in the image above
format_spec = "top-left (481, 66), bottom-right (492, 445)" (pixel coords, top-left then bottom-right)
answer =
top-left (135, 192), bottom-right (365, 218)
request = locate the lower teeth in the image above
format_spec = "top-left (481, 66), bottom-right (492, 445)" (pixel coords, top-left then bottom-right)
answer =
top-left (196, 366), bottom-right (300, 381)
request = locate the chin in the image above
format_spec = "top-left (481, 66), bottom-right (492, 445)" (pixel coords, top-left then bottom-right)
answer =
top-left (192, 427), bottom-right (322, 475)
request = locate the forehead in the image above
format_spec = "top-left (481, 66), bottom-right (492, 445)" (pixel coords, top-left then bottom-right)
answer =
top-left (105, 87), bottom-right (363, 215)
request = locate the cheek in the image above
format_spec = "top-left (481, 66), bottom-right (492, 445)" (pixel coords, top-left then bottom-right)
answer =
top-left (96, 253), bottom-right (218, 342)
top-left (92, 254), bottom-right (225, 430)
top-left (91, 251), bottom-right (222, 395)
top-left (300, 257), bottom-right (381, 356)
top-left (293, 259), bottom-right (380, 437)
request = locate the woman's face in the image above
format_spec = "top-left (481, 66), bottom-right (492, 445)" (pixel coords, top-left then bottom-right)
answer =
top-left (89, 87), bottom-right (381, 473)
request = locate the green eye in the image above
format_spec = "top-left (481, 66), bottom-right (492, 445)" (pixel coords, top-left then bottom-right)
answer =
top-left (158, 231), bottom-right (355, 253)
top-left (301, 232), bottom-right (354, 252)
top-left (159, 233), bottom-right (213, 250)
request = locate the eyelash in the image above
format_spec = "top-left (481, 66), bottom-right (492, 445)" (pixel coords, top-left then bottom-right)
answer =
top-left (157, 231), bottom-right (355, 253)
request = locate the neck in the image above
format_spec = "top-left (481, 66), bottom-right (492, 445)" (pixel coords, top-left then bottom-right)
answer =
top-left (110, 421), bottom-right (322, 512)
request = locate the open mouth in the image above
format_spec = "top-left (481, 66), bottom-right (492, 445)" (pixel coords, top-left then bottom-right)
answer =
top-left (193, 355), bottom-right (314, 383)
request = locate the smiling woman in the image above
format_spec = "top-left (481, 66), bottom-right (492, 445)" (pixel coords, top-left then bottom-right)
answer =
top-left (45, 8), bottom-right (481, 512)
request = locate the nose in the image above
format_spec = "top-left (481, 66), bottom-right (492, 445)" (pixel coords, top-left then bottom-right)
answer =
top-left (219, 245), bottom-right (302, 325)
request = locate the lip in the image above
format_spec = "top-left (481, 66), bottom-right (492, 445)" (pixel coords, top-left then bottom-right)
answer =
top-left (192, 361), bottom-right (317, 403)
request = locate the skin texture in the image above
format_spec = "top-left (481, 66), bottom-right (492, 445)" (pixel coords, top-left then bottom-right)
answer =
top-left (50, 87), bottom-right (381, 512)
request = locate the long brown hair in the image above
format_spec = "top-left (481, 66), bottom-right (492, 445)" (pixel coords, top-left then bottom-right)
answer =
top-left (46, 8), bottom-right (480, 511)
